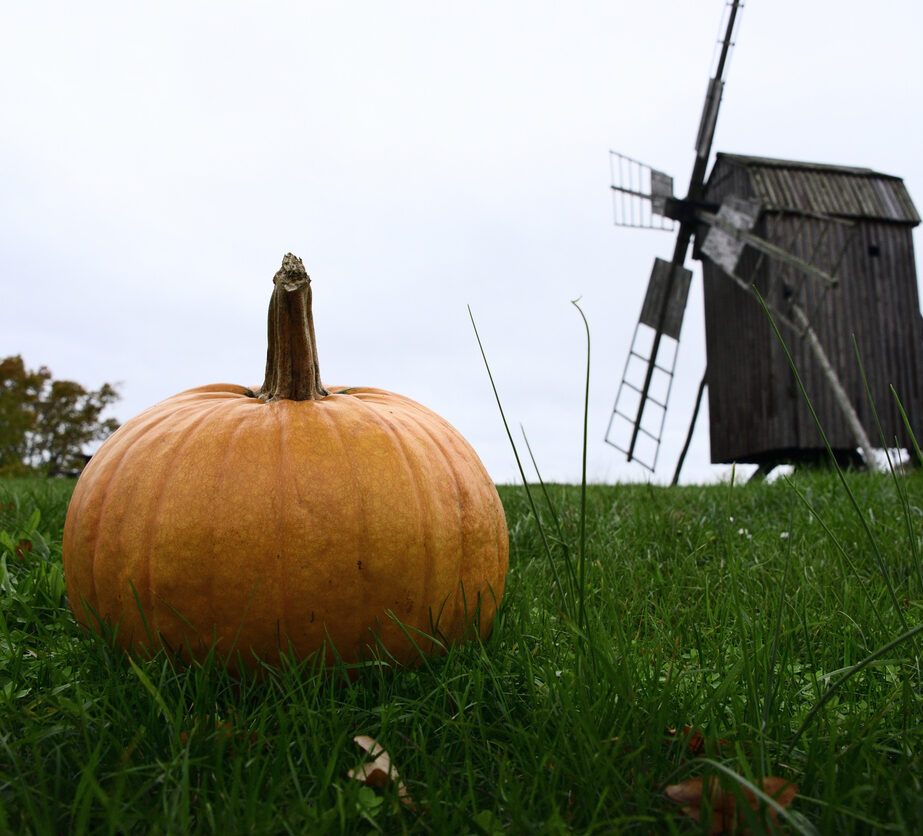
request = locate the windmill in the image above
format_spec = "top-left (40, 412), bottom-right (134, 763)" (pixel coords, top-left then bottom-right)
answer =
top-left (605, 0), bottom-right (923, 480)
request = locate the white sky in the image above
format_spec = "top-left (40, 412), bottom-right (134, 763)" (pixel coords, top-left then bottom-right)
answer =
top-left (3, 1), bottom-right (922, 484)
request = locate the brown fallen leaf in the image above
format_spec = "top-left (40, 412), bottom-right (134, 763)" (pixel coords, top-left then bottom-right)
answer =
top-left (348, 734), bottom-right (414, 807)
top-left (665, 725), bottom-right (731, 758)
top-left (664, 775), bottom-right (797, 834)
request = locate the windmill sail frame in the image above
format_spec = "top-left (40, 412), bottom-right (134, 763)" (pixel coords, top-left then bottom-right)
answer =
top-left (638, 258), bottom-right (693, 340)
top-left (609, 152), bottom-right (676, 230)
top-left (605, 319), bottom-right (682, 472)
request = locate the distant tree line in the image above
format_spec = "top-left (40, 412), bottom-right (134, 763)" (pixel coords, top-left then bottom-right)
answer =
top-left (0, 355), bottom-right (120, 477)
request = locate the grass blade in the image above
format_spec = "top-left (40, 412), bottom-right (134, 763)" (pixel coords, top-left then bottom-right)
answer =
top-left (754, 289), bottom-right (908, 632)
top-left (788, 621), bottom-right (923, 753)
top-left (571, 298), bottom-right (590, 633)
top-left (468, 306), bottom-right (568, 612)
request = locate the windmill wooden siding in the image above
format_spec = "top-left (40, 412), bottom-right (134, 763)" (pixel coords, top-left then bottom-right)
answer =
top-left (700, 153), bottom-right (923, 465)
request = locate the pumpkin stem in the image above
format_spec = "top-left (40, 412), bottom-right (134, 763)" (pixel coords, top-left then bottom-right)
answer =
top-left (259, 253), bottom-right (329, 402)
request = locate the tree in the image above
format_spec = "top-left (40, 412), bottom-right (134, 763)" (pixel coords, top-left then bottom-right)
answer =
top-left (0, 356), bottom-right (47, 472)
top-left (0, 355), bottom-right (120, 476)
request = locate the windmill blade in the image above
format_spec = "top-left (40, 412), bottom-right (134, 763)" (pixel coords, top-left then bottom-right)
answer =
top-left (614, 202), bottom-right (704, 466)
top-left (699, 196), bottom-right (761, 272)
top-left (686, 0), bottom-right (744, 200)
top-left (694, 1), bottom-right (743, 164)
top-left (605, 322), bottom-right (678, 472)
top-left (639, 258), bottom-right (694, 340)
top-left (605, 258), bottom-right (692, 470)
top-left (695, 76), bottom-right (724, 162)
top-left (609, 152), bottom-right (676, 230)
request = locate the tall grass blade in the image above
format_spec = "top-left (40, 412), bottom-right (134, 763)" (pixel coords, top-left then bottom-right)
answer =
top-left (571, 298), bottom-right (590, 633)
top-left (127, 654), bottom-right (173, 726)
top-left (892, 384), bottom-right (923, 467)
top-left (851, 335), bottom-right (921, 603)
top-left (753, 288), bottom-right (908, 631)
top-left (520, 425), bottom-right (563, 537)
top-left (782, 475), bottom-right (891, 635)
top-left (469, 300), bottom-right (594, 639)
top-left (886, 388), bottom-right (923, 596)
top-left (468, 307), bottom-right (568, 612)
top-left (761, 504), bottom-right (794, 736)
top-left (788, 621), bottom-right (923, 754)
top-left (520, 425), bottom-right (578, 599)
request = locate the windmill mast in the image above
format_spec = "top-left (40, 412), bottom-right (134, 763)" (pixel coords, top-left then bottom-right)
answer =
top-left (625, 0), bottom-right (742, 463)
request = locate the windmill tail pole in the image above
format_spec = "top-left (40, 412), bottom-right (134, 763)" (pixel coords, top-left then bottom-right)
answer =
top-left (789, 303), bottom-right (880, 471)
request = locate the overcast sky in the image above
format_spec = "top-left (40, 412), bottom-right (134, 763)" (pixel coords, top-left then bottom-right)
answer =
top-left (3, 1), bottom-right (922, 485)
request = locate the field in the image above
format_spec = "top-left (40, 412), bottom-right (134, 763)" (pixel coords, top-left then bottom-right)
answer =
top-left (2, 469), bottom-right (922, 834)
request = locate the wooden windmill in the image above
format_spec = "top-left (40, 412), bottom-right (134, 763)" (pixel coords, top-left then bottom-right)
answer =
top-left (605, 0), bottom-right (923, 480)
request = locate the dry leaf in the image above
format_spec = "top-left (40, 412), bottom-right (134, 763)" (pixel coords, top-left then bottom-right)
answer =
top-left (348, 735), bottom-right (413, 807)
top-left (664, 775), bottom-right (797, 834)
top-left (665, 725), bottom-right (731, 758)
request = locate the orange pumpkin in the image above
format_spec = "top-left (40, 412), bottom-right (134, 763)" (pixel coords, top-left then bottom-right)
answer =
top-left (62, 254), bottom-right (508, 670)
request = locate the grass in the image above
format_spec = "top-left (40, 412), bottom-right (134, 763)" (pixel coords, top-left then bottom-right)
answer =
top-left (2, 466), bottom-right (923, 834)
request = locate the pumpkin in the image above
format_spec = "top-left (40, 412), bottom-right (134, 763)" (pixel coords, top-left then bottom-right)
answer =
top-left (62, 254), bottom-right (508, 670)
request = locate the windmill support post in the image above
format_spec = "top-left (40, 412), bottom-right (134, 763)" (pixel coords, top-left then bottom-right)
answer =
top-left (672, 370), bottom-right (707, 485)
top-left (788, 302), bottom-right (879, 470)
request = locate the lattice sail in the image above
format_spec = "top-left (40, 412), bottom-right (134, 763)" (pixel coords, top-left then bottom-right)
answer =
top-left (609, 152), bottom-right (676, 230)
top-left (605, 258), bottom-right (692, 471)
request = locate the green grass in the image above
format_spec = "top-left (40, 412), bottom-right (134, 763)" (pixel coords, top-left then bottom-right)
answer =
top-left (2, 469), bottom-right (923, 834)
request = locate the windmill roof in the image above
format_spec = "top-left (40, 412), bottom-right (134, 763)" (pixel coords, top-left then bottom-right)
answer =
top-left (710, 152), bottom-right (920, 224)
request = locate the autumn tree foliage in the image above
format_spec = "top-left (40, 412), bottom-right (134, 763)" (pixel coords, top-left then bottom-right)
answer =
top-left (0, 355), bottom-right (120, 476)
